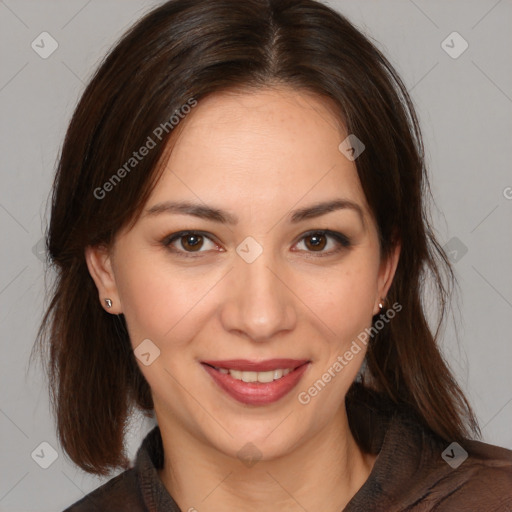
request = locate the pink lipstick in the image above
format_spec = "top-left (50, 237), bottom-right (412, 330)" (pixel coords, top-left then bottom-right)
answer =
top-left (201, 359), bottom-right (310, 405)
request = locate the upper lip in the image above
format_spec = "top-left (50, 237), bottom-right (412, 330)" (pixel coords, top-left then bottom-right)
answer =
top-left (201, 359), bottom-right (310, 372)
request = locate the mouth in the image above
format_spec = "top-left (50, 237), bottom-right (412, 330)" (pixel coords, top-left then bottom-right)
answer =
top-left (201, 359), bottom-right (311, 405)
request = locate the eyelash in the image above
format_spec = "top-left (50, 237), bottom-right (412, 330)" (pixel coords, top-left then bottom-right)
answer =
top-left (161, 230), bottom-right (351, 259)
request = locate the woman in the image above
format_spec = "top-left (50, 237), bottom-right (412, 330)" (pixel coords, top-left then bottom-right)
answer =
top-left (36, 0), bottom-right (512, 510)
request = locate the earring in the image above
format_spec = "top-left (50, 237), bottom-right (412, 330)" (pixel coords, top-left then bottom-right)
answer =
top-left (104, 298), bottom-right (113, 309)
top-left (378, 298), bottom-right (386, 311)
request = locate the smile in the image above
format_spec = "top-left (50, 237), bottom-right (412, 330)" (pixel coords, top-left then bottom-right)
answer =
top-left (201, 359), bottom-right (311, 405)
top-left (212, 367), bottom-right (293, 383)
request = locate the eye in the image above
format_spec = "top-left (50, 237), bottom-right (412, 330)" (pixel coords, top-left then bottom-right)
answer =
top-left (293, 230), bottom-right (351, 256)
top-left (162, 231), bottom-right (220, 257)
top-left (161, 229), bottom-right (351, 259)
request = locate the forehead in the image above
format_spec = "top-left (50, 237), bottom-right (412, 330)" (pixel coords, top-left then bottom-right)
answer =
top-left (146, 87), bottom-right (369, 220)
top-left (171, 86), bottom-right (346, 152)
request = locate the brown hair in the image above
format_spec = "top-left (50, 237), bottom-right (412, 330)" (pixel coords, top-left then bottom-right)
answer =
top-left (33, 0), bottom-right (480, 475)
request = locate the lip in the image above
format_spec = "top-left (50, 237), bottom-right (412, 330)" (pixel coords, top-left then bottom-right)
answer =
top-left (201, 360), bottom-right (311, 406)
top-left (201, 359), bottom-right (309, 372)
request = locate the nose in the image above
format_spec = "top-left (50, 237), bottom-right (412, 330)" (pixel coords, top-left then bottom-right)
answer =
top-left (219, 250), bottom-right (297, 342)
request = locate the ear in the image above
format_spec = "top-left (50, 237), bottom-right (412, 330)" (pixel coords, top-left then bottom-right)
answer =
top-left (85, 244), bottom-right (123, 314)
top-left (373, 240), bottom-right (401, 315)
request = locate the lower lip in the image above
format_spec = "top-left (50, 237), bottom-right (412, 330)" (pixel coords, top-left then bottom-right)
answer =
top-left (202, 363), bottom-right (310, 405)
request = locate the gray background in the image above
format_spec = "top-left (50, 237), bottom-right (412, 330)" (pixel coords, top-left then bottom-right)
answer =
top-left (1, 1), bottom-right (511, 510)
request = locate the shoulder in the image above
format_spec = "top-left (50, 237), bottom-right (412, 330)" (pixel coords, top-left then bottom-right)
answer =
top-left (346, 383), bottom-right (512, 509)
top-left (405, 436), bottom-right (512, 511)
top-left (62, 467), bottom-right (145, 512)
top-left (436, 440), bottom-right (512, 496)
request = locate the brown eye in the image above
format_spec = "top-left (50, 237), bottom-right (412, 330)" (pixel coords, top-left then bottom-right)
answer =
top-left (304, 232), bottom-right (327, 251)
top-left (162, 231), bottom-right (219, 257)
top-left (180, 233), bottom-right (204, 252)
top-left (294, 230), bottom-right (352, 256)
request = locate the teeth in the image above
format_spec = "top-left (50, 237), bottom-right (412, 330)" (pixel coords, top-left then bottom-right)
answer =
top-left (217, 367), bottom-right (293, 383)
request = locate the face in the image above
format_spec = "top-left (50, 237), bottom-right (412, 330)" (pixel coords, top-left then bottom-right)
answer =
top-left (86, 87), bottom-right (399, 461)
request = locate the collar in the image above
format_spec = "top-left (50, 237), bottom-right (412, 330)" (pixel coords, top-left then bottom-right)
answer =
top-left (133, 383), bottom-right (439, 511)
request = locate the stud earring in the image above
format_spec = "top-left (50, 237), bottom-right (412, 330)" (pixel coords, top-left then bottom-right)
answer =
top-left (104, 298), bottom-right (113, 308)
top-left (378, 298), bottom-right (386, 311)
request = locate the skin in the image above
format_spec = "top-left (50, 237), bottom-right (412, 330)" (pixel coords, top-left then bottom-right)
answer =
top-left (86, 87), bottom-right (401, 512)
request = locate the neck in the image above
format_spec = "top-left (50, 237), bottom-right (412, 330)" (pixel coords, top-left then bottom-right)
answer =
top-left (156, 404), bottom-right (376, 512)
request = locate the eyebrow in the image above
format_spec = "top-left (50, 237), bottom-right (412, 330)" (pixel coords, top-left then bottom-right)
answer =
top-left (144, 199), bottom-right (364, 225)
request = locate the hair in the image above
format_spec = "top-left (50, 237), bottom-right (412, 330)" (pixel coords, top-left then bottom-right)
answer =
top-left (33, 0), bottom-right (480, 475)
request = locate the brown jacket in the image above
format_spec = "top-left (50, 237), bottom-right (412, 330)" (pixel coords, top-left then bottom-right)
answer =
top-left (64, 384), bottom-right (512, 511)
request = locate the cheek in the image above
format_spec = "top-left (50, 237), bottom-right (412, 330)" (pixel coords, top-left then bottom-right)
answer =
top-left (115, 254), bottom-right (222, 347)
top-left (296, 256), bottom-right (379, 341)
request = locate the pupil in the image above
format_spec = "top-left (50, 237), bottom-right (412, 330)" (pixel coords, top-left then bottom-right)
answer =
top-left (184, 234), bottom-right (202, 250)
top-left (308, 233), bottom-right (325, 250)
